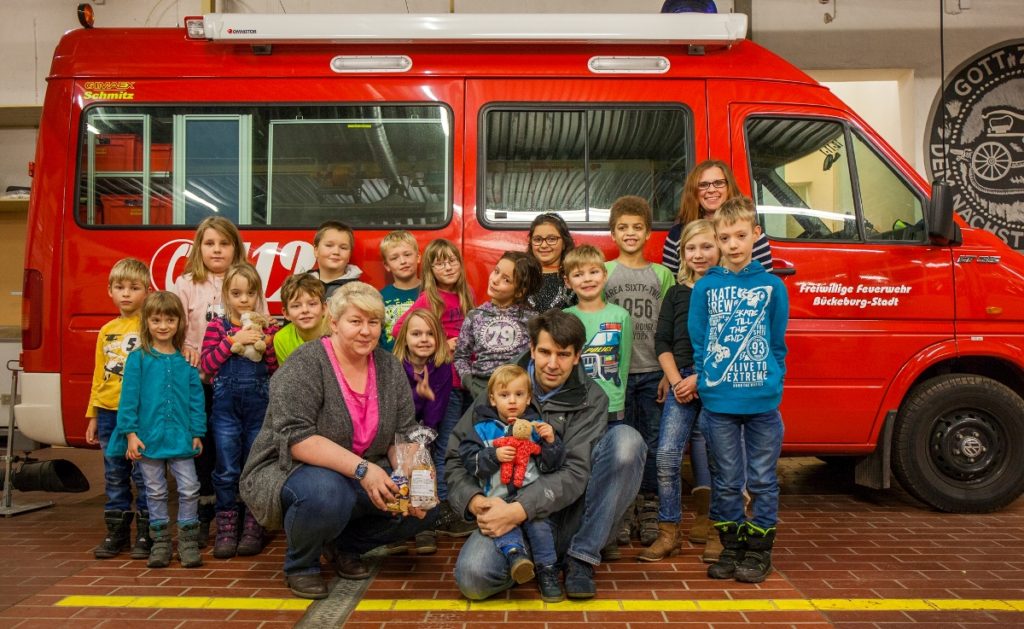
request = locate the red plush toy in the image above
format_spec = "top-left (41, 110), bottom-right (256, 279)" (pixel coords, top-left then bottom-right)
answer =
top-left (492, 418), bottom-right (541, 488)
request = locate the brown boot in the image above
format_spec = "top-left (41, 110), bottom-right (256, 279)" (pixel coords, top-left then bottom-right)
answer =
top-left (688, 487), bottom-right (711, 543)
top-left (701, 521), bottom-right (724, 563)
top-left (637, 522), bottom-right (680, 562)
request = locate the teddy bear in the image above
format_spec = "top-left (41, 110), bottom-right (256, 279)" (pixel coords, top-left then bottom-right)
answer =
top-left (492, 418), bottom-right (542, 488)
top-left (230, 311), bottom-right (271, 363)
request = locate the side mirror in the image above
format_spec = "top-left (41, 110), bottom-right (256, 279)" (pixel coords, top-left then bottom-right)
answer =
top-left (927, 181), bottom-right (961, 245)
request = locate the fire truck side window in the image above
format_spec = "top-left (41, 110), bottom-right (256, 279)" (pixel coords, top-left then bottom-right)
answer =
top-left (851, 132), bottom-right (926, 242)
top-left (746, 117), bottom-right (858, 241)
top-left (746, 116), bottom-right (926, 243)
top-left (481, 106), bottom-right (691, 227)
top-left (77, 105), bottom-right (452, 229)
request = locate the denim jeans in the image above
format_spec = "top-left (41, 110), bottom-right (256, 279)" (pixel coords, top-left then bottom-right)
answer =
top-left (433, 386), bottom-right (470, 501)
top-left (211, 356), bottom-right (269, 512)
top-left (698, 408), bottom-right (783, 528)
top-left (137, 456), bottom-right (200, 525)
top-left (95, 408), bottom-right (148, 512)
top-left (494, 518), bottom-right (557, 568)
top-left (454, 423), bottom-right (645, 600)
top-left (655, 375), bottom-right (701, 522)
top-left (625, 371), bottom-right (663, 493)
top-left (280, 464), bottom-right (439, 576)
top-left (689, 425), bottom-right (711, 489)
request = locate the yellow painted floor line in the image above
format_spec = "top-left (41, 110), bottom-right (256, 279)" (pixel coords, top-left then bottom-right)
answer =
top-left (56, 595), bottom-right (311, 611)
top-left (53, 595), bottom-right (1024, 614)
top-left (355, 598), bottom-right (1024, 613)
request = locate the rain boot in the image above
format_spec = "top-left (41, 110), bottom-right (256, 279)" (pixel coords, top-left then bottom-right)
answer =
top-left (688, 487), bottom-right (711, 543)
top-left (734, 523), bottom-right (775, 583)
top-left (637, 521), bottom-right (681, 562)
top-left (147, 522), bottom-right (172, 568)
top-left (130, 510), bottom-right (152, 560)
top-left (235, 510), bottom-right (265, 556)
top-left (94, 510), bottom-right (133, 559)
top-left (706, 521), bottom-right (745, 580)
top-left (178, 521), bottom-right (204, 568)
top-left (212, 510), bottom-right (240, 559)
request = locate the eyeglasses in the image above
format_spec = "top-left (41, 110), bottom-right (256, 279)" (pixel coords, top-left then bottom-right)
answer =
top-left (431, 258), bottom-right (460, 269)
top-left (697, 178), bottom-right (728, 191)
top-left (531, 235), bottom-right (562, 246)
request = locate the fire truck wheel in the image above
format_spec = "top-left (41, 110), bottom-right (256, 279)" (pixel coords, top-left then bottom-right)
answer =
top-left (892, 374), bottom-right (1024, 513)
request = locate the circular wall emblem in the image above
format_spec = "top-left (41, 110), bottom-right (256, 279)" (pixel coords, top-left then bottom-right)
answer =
top-left (926, 40), bottom-right (1024, 251)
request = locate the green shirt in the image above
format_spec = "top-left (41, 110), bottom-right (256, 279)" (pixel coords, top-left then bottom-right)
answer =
top-left (564, 303), bottom-right (632, 413)
top-left (274, 322), bottom-right (322, 364)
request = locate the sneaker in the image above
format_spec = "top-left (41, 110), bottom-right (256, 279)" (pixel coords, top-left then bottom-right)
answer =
top-left (564, 557), bottom-right (596, 599)
top-left (601, 537), bottom-right (621, 562)
top-left (537, 565), bottom-right (565, 603)
top-left (384, 539), bottom-right (410, 555)
top-left (435, 502), bottom-right (476, 538)
top-left (414, 531), bottom-right (437, 555)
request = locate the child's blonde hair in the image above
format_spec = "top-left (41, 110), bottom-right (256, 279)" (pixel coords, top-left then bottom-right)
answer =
top-left (712, 195), bottom-right (759, 231)
top-left (562, 244), bottom-right (607, 277)
top-left (677, 219), bottom-right (717, 285)
top-left (221, 263), bottom-right (267, 317)
top-left (139, 291), bottom-right (186, 355)
top-left (421, 239), bottom-right (473, 319)
top-left (183, 217), bottom-right (245, 282)
top-left (393, 308), bottom-right (451, 368)
top-left (609, 195), bottom-right (653, 232)
top-left (380, 230), bottom-right (418, 258)
top-left (280, 273), bottom-right (326, 308)
top-left (109, 257), bottom-right (150, 288)
top-left (487, 364), bottom-right (531, 401)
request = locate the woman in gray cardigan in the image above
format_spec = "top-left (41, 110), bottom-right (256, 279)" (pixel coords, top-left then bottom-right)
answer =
top-left (240, 282), bottom-right (438, 600)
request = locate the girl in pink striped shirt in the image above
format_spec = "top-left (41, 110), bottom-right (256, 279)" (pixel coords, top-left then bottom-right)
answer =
top-left (200, 262), bottom-right (278, 560)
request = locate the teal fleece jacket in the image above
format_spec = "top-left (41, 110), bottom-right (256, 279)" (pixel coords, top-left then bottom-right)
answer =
top-left (688, 261), bottom-right (789, 415)
top-left (106, 349), bottom-right (206, 460)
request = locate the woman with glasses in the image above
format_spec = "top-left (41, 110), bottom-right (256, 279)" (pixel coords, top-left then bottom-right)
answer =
top-left (525, 213), bottom-right (578, 312)
top-left (661, 160), bottom-right (773, 273)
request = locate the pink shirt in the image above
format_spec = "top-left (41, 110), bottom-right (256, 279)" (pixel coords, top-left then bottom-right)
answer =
top-left (322, 338), bottom-right (379, 456)
top-left (172, 272), bottom-right (271, 355)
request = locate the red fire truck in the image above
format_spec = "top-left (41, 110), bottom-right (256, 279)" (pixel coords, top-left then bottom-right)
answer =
top-left (17, 12), bottom-right (1024, 513)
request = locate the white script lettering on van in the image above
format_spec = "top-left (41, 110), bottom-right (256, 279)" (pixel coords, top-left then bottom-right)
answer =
top-left (150, 239), bottom-right (316, 302)
top-left (798, 281), bottom-right (911, 308)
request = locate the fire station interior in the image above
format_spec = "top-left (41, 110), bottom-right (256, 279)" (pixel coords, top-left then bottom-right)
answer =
top-left (0, 1), bottom-right (1022, 627)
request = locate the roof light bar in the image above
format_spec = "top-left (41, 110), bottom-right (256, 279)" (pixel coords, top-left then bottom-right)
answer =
top-left (194, 13), bottom-right (747, 46)
top-left (331, 55), bottom-right (413, 73)
top-left (589, 56), bottom-right (670, 74)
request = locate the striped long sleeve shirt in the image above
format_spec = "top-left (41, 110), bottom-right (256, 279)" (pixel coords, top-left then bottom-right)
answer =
top-left (200, 316), bottom-right (279, 379)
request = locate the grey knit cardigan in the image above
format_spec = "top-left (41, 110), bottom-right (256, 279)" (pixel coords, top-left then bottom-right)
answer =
top-left (240, 339), bottom-right (416, 530)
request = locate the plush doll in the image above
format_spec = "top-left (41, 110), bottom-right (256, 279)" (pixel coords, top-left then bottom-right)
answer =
top-left (230, 311), bottom-right (271, 363)
top-left (492, 418), bottom-right (541, 488)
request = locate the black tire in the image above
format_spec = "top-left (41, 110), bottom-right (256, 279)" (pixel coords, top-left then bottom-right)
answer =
top-left (892, 374), bottom-right (1024, 513)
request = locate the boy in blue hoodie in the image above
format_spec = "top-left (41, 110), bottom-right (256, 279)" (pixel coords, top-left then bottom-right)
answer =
top-left (688, 196), bottom-right (788, 585)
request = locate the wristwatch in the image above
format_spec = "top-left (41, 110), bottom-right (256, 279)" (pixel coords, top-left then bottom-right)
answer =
top-left (354, 459), bottom-right (369, 480)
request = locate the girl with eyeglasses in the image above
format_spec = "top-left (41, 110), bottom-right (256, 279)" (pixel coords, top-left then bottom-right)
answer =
top-left (661, 160), bottom-right (773, 274)
top-left (525, 213), bottom-right (578, 312)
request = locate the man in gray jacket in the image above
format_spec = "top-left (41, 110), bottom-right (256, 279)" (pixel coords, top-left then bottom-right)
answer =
top-left (446, 309), bottom-right (646, 599)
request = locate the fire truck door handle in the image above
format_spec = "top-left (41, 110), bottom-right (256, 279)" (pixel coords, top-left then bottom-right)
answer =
top-left (770, 262), bottom-right (796, 277)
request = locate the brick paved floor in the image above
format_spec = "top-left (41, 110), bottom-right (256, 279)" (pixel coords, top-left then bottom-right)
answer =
top-left (0, 447), bottom-right (1021, 627)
